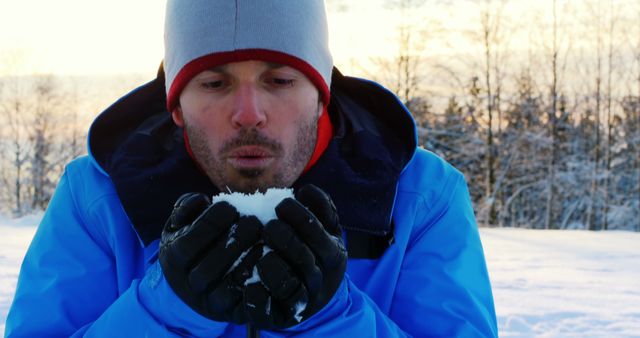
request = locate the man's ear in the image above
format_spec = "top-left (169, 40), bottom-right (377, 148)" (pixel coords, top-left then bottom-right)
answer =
top-left (171, 106), bottom-right (185, 127)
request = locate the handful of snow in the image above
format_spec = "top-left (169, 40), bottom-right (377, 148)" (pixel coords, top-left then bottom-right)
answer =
top-left (211, 188), bottom-right (294, 224)
top-left (212, 188), bottom-right (307, 322)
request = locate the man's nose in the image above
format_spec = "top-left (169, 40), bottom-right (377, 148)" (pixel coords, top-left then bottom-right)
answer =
top-left (231, 84), bottom-right (266, 129)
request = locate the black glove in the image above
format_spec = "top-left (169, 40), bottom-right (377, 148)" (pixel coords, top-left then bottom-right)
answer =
top-left (159, 193), bottom-right (263, 324)
top-left (243, 185), bottom-right (347, 329)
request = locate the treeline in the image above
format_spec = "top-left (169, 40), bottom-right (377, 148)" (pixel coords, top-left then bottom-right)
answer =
top-left (421, 75), bottom-right (639, 231)
top-left (0, 73), bottom-right (144, 217)
top-left (361, 0), bottom-right (640, 231)
top-left (0, 75), bottom-right (85, 216)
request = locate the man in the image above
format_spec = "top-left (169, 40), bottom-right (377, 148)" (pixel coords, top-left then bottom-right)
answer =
top-left (6, 0), bottom-right (498, 336)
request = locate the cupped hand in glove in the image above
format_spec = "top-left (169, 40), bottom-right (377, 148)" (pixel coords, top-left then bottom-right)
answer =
top-left (159, 192), bottom-right (264, 324)
top-left (243, 184), bottom-right (348, 329)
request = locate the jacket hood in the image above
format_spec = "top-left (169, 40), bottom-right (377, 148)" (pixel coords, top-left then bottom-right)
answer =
top-left (88, 66), bottom-right (417, 257)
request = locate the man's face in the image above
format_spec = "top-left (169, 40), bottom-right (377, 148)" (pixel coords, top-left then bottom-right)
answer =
top-left (172, 60), bottom-right (322, 193)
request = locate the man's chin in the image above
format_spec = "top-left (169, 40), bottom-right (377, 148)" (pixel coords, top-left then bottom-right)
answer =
top-left (236, 168), bottom-right (264, 179)
top-left (220, 172), bottom-right (277, 194)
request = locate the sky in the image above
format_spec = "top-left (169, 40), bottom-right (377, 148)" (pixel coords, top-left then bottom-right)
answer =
top-left (0, 0), bottom-right (615, 77)
top-left (0, 0), bottom-right (165, 76)
top-left (0, 0), bottom-right (546, 77)
top-left (0, 0), bottom-right (414, 77)
top-left (2, 215), bottom-right (639, 336)
top-left (2, 0), bottom-right (638, 107)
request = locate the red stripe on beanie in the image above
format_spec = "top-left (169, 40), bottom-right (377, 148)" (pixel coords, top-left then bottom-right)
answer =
top-left (167, 49), bottom-right (331, 111)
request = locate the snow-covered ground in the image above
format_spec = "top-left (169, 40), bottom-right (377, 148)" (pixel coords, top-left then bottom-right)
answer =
top-left (0, 216), bottom-right (638, 337)
top-left (481, 228), bottom-right (640, 338)
top-left (0, 214), bottom-right (42, 336)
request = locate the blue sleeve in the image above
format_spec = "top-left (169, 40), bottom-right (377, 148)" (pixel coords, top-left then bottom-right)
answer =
top-left (270, 166), bottom-right (497, 337)
top-left (5, 167), bottom-right (229, 337)
top-left (389, 171), bottom-right (498, 337)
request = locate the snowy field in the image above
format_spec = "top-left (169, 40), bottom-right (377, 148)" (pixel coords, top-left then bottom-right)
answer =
top-left (1, 216), bottom-right (639, 337)
top-left (481, 228), bottom-right (640, 338)
top-left (0, 214), bottom-right (43, 336)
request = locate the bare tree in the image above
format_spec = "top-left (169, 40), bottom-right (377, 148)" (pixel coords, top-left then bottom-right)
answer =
top-left (29, 75), bottom-right (61, 210)
top-left (636, 1), bottom-right (640, 232)
top-left (624, 0), bottom-right (640, 232)
top-left (580, 0), bottom-right (605, 231)
top-left (601, 0), bottom-right (621, 231)
top-left (367, 0), bottom-right (433, 124)
top-left (0, 76), bottom-right (31, 216)
top-left (474, 0), bottom-right (510, 226)
top-left (543, 0), bottom-right (561, 230)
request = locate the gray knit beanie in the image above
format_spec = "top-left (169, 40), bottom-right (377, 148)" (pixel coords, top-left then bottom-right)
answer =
top-left (164, 0), bottom-right (333, 111)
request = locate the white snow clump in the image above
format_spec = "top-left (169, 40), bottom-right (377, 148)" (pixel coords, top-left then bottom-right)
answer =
top-left (212, 188), bottom-right (294, 224)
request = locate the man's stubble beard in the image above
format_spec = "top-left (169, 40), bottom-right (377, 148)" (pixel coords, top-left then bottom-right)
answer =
top-left (185, 111), bottom-right (319, 193)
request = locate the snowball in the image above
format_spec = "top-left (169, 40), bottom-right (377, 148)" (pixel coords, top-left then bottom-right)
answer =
top-left (212, 188), bottom-right (297, 308)
top-left (212, 188), bottom-right (294, 224)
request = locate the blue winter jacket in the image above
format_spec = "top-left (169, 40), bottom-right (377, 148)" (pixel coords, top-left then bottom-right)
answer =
top-left (6, 68), bottom-right (497, 337)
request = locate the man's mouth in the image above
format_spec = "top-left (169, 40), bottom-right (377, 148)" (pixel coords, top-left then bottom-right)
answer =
top-left (227, 146), bottom-right (275, 169)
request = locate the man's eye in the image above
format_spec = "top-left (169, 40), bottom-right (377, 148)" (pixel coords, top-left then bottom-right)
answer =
top-left (201, 80), bottom-right (224, 89)
top-left (270, 78), bottom-right (295, 87)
